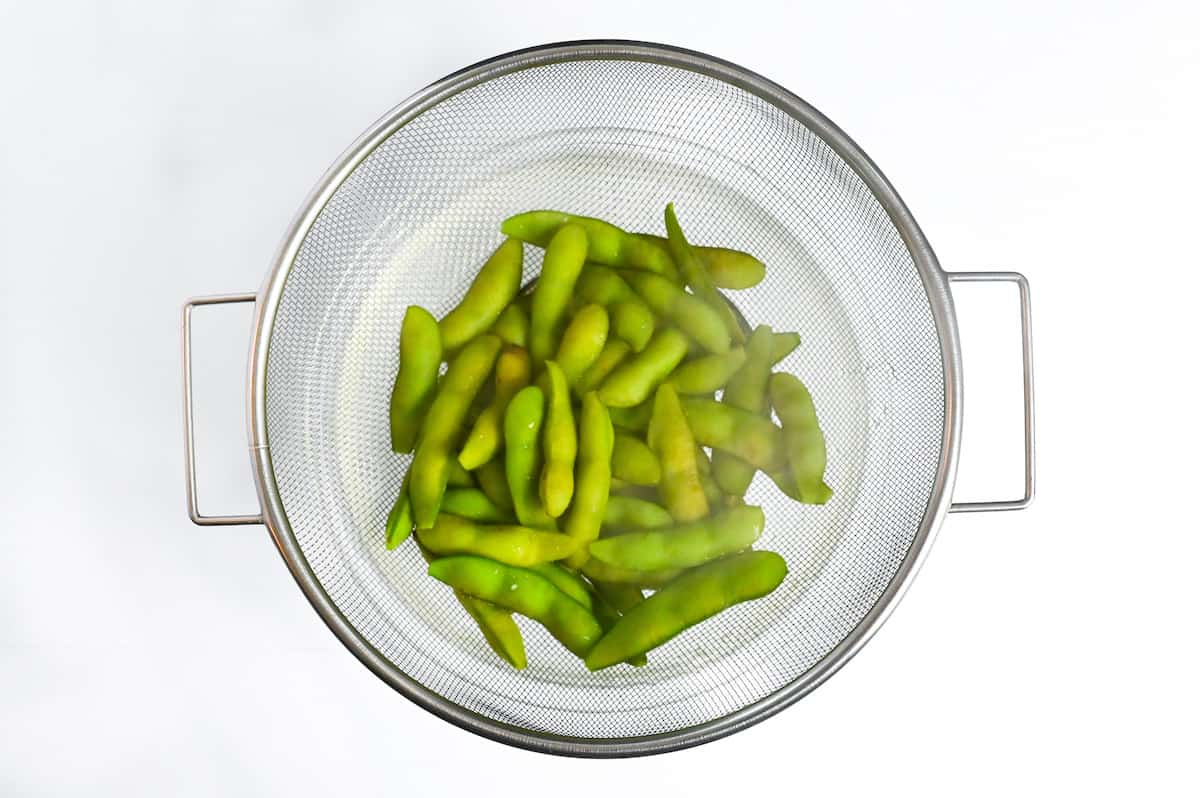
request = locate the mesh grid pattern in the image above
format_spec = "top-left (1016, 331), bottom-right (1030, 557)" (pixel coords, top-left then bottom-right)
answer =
top-left (264, 57), bottom-right (945, 741)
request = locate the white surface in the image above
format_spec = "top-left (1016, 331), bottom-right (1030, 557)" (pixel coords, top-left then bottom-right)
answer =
top-left (1, 1), bottom-right (1198, 795)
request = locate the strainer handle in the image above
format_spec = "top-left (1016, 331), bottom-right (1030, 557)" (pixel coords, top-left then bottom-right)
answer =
top-left (945, 271), bottom-right (1036, 513)
top-left (182, 293), bottom-right (264, 526)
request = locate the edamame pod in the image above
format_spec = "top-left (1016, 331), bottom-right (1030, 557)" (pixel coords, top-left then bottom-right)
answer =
top-left (695, 444), bottom-right (726, 507)
top-left (419, 543), bottom-right (526, 669)
top-left (459, 346), bottom-right (532, 470)
top-left (633, 233), bottom-right (766, 290)
top-left (555, 304), bottom-right (609, 388)
top-left (587, 505), bottom-right (765, 571)
top-left (473, 458), bottom-right (514, 511)
top-left (591, 580), bottom-right (644, 614)
top-left (597, 328), bottom-right (690, 408)
top-left (609, 300), bottom-right (655, 353)
top-left (389, 306), bottom-right (442, 452)
top-left (446, 455), bottom-right (476, 488)
top-left (428, 555), bottom-right (603, 657)
top-left (602, 495), bottom-right (673, 531)
top-left (622, 270), bottom-right (731, 354)
top-left (502, 210), bottom-right (678, 280)
top-left (768, 372), bottom-right (832, 504)
top-left (440, 239), bottom-right (523, 351)
top-left (577, 339), bottom-right (630, 395)
top-left (585, 551), bottom-right (787, 670)
top-left (458, 592), bottom-right (527, 669)
top-left (490, 302), bottom-right (529, 348)
top-left (530, 225), bottom-right (588, 366)
top-left (576, 263), bottom-right (641, 306)
top-left (647, 384), bottom-right (709, 521)
top-left (771, 331), bottom-right (801, 364)
top-left (691, 245), bottom-right (765, 290)
top-left (666, 348), bottom-right (747, 394)
top-left (538, 361), bottom-right (577, 518)
top-left (562, 392), bottom-right (614, 568)
top-left (611, 432), bottom-right (661, 485)
top-left (385, 474), bottom-right (413, 549)
top-left (681, 396), bottom-right (787, 473)
top-left (607, 398), bottom-right (653, 432)
top-left (589, 579), bottom-right (648, 667)
top-left (440, 488), bottom-right (515, 523)
top-left (411, 334), bottom-right (502, 529)
top-left (503, 385), bottom-right (557, 530)
top-left (417, 513), bottom-right (578, 566)
top-left (663, 204), bottom-right (745, 343)
top-left (531, 563), bottom-right (594, 610)
top-left (712, 325), bottom-right (775, 494)
top-left (580, 557), bottom-right (682, 588)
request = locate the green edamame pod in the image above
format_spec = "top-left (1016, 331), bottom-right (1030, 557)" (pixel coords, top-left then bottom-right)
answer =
top-left (647, 384), bottom-right (709, 522)
top-left (530, 563), bottom-right (594, 610)
top-left (576, 263), bottom-right (641, 306)
top-left (681, 396), bottom-right (787, 473)
top-left (529, 224), bottom-right (588, 366)
top-left (502, 210), bottom-right (678, 280)
top-left (691, 245), bottom-right (766, 290)
top-left (695, 444), bottom-right (726, 507)
top-left (503, 385), bottom-right (557, 530)
top-left (577, 339), bottom-right (630, 395)
top-left (554, 304), bottom-right (609, 388)
top-left (770, 331), bottom-right (801, 364)
top-left (591, 580), bottom-right (644, 614)
top-left (597, 327), bottom-right (690, 408)
top-left (609, 300), bottom-right (655, 353)
top-left (490, 302), bottom-right (529, 348)
top-left (663, 203), bottom-right (745, 343)
top-left (416, 513), bottom-right (577, 566)
top-left (584, 551), bottom-right (787, 671)
top-left (607, 398), bottom-right (653, 432)
top-left (385, 474), bottom-right (413, 550)
top-left (419, 543), bottom-right (526, 669)
top-left (580, 557), bottom-right (682, 588)
top-left (602, 495), bottom-right (673, 531)
top-left (428, 555), bottom-right (603, 657)
top-left (440, 488), bottom-right (514, 523)
top-left (588, 580), bottom-right (648, 667)
top-left (633, 233), bottom-right (766, 290)
top-left (587, 505), bottom-right (765, 571)
top-left (473, 458), bottom-right (514, 512)
top-left (768, 372), bottom-right (832, 504)
top-left (389, 306), bottom-right (442, 453)
top-left (446, 456), bottom-right (476, 488)
top-left (768, 468), bottom-right (833, 505)
top-left (459, 346), bottom-right (532, 470)
top-left (458, 592), bottom-right (527, 669)
top-left (440, 239), bottom-right (523, 351)
top-left (562, 392), bottom-right (614, 569)
top-left (712, 325), bottom-right (775, 495)
top-left (574, 266), bottom-right (656, 353)
top-left (411, 334), bottom-right (502, 529)
top-left (666, 348), bottom-right (748, 394)
top-left (611, 432), bottom-right (661, 485)
top-left (621, 270), bottom-right (731, 354)
top-left (538, 361), bottom-right (577, 518)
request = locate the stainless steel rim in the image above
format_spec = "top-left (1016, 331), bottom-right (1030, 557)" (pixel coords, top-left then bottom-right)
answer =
top-left (244, 40), bottom-right (962, 757)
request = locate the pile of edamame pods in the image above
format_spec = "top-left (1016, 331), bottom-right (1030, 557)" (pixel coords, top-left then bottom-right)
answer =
top-left (386, 205), bottom-right (831, 671)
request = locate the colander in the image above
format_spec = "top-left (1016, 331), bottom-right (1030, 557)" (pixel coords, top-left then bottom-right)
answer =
top-left (180, 40), bottom-right (1035, 757)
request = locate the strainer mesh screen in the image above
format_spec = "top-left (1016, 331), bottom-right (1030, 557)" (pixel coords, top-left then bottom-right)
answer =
top-left (264, 57), bottom-right (944, 740)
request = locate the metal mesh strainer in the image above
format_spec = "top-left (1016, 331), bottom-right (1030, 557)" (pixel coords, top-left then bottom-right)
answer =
top-left (181, 41), bottom-right (1035, 756)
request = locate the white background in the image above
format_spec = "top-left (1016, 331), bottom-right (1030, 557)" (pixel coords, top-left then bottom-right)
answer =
top-left (2, 1), bottom-right (1198, 795)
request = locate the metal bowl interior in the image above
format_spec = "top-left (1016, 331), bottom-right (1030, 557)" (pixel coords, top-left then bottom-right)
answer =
top-left (249, 42), bottom-right (957, 756)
